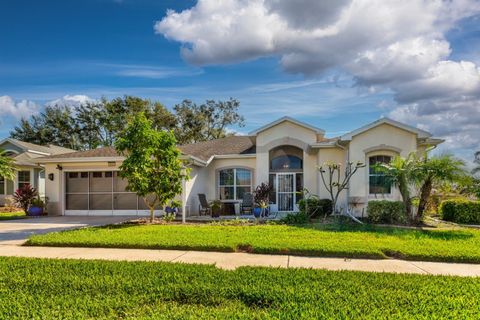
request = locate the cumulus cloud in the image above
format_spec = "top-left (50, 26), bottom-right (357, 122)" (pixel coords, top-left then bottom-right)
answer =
top-left (46, 95), bottom-right (96, 108)
top-left (0, 96), bottom-right (39, 120)
top-left (155, 0), bottom-right (480, 153)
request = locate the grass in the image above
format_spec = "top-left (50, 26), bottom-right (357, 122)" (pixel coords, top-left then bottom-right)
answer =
top-left (27, 222), bottom-right (480, 263)
top-left (0, 257), bottom-right (479, 319)
top-left (0, 210), bottom-right (26, 220)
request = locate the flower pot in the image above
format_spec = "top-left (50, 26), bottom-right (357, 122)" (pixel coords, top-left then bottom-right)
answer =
top-left (28, 206), bottom-right (43, 216)
top-left (253, 207), bottom-right (262, 218)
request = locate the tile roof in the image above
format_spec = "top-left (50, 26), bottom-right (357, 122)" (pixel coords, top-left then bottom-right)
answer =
top-left (39, 136), bottom-right (256, 162)
top-left (4, 138), bottom-right (75, 155)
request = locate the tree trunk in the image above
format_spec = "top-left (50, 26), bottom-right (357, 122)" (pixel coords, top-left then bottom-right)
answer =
top-left (398, 178), bottom-right (411, 220)
top-left (149, 206), bottom-right (155, 223)
top-left (417, 176), bottom-right (432, 223)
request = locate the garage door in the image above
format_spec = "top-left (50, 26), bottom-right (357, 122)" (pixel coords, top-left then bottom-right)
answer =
top-left (64, 171), bottom-right (161, 216)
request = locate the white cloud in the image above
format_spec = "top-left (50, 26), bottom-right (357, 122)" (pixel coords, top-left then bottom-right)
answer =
top-left (155, 0), bottom-right (480, 154)
top-left (0, 95), bottom-right (39, 120)
top-left (46, 95), bottom-right (96, 108)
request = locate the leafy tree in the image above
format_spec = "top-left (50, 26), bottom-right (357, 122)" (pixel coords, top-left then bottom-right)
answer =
top-left (473, 151), bottom-right (480, 176)
top-left (318, 161), bottom-right (365, 223)
top-left (11, 105), bottom-right (81, 150)
top-left (174, 98), bottom-right (244, 144)
top-left (0, 151), bottom-right (16, 181)
top-left (414, 154), bottom-right (466, 221)
top-left (115, 112), bottom-right (187, 223)
top-left (376, 154), bottom-right (416, 219)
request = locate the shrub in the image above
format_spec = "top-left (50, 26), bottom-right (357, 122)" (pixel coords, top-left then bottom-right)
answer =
top-left (279, 212), bottom-right (309, 224)
top-left (440, 199), bottom-right (480, 224)
top-left (367, 200), bottom-right (407, 225)
top-left (298, 198), bottom-right (332, 218)
top-left (13, 184), bottom-right (38, 214)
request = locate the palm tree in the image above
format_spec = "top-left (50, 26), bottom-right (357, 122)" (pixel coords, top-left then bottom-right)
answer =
top-left (472, 151), bottom-right (480, 176)
top-left (414, 154), bottom-right (466, 221)
top-left (377, 153), bottom-right (416, 219)
top-left (0, 151), bottom-right (16, 181)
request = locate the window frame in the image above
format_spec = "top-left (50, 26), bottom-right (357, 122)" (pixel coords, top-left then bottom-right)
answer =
top-left (17, 170), bottom-right (31, 189)
top-left (368, 155), bottom-right (392, 195)
top-left (218, 168), bottom-right (252, 201)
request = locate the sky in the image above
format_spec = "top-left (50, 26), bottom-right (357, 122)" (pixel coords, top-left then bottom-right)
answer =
top-left (0, 0), bottom-right (479, 162)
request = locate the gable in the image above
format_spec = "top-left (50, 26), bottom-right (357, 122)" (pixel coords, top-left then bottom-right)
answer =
top-left (255, 120), bottom-right (320, 146)
top-left (0, 141), bottom-right (24, 154)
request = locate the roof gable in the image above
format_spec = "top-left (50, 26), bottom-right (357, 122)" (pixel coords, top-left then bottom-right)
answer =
top-left (248, 116), bottom-right (325, 136)
top-left (0, 138), bottom-right (75, 156)
top-left (340, 118), bottom-right (432, 141)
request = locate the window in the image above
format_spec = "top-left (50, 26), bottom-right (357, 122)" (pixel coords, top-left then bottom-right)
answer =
top-left (270, 155), bottom-right (303, 171)
top-left (369, 155), bottom-right (392, 194)
top-left (0, 177), bottom-right (4, 194)
top-left (18, 171), bottom-right (30, 189)
top-left (218, 168), bottom-right (252, 200)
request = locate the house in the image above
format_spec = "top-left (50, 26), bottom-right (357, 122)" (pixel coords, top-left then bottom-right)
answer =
top-left (35, 116), bottom-right (443, 217)
top-left (0, 138), bottom-right (74, 206)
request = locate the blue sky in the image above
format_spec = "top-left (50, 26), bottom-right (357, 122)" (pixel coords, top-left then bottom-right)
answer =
top-left (1, 0), bottom-right (479, 161)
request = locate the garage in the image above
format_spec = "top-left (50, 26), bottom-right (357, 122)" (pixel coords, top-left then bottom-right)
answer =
top-left (64, 170), bottom-right (158, 216)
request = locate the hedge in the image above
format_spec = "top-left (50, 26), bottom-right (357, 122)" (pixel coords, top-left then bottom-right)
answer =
top-left (298, 198), bottom-right (332, 218)
top-left (440, 199), bottom-right (480, 224)
top-left (367, 200), bottom-right (407, 225)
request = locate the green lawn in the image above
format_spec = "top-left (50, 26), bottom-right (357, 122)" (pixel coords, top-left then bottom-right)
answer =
top-left (0, 211), bottom-right (26, 220)
top-left (0, 257), bottom-right (479, 319)
top-left (26, 223), bottom-right (480, 263)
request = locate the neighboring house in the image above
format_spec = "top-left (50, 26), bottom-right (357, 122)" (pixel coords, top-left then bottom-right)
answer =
top-left (36, 117), bottom-right (443, 217)
top-left (0, 138), bottom-right (74, 206)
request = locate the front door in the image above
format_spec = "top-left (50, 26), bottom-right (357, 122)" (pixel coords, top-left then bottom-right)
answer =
top-left (277, 173), bottom-right (295, 212)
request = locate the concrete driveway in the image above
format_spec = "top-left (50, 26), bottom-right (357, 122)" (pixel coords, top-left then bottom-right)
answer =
top-left (0, 216), bottom-right (135, 245)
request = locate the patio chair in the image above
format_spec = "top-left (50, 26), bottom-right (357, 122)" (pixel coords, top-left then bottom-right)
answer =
top-left (240, 192), bottom-right (253, 215)
top-left (198, 194), bottom-right (211, 216)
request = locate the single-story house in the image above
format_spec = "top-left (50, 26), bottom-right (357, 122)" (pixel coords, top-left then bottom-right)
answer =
top-left (0, 138), bottom-right (74, 206)
top-left (34, 116), bottom-right (443, 217)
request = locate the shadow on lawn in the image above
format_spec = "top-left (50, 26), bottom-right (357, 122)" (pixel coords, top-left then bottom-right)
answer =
top-left (289, 223), bottom-right (475, 240)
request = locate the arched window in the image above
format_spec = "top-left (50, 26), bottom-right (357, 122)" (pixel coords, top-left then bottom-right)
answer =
top-left (369, 155), bottom-right (392, 194)
top-left (270, 155), bottom-right (303, 171)
top-left (218, 168), bottom-right (252, 200)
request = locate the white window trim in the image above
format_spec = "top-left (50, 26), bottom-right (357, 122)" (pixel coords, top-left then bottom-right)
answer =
top-left (218, 168), bottom-right (252, 201)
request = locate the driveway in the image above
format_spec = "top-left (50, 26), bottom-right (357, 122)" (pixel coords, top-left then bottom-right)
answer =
top-left (0, 216), bottom-right (135, 245)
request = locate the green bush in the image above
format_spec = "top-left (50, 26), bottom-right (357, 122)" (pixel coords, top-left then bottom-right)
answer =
top-left (279, 212), bottom-right (309, 224)
top-left (440, 199), bottom-right (480, 224)
top-left (298, 198), bottom-right (332, 218)
top-left (367, 200), bottom-right (407, 225)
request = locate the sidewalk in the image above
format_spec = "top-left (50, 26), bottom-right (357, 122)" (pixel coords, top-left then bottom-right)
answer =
top-left (0, 244), bottom-right (479, 277)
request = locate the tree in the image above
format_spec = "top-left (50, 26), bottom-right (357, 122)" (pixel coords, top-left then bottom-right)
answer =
top-left (318, 161), bottom-right (365, 223)
top-left (115, 112), bottom-right (186, 223)
top-left (473, 151), bottom-right (480, 176)
top-left (376, 154), bottom-right (416, 219)
top-left (0, 151), bottom-right (16, 181)
top-left (10, 105), bottom-right (81, 149)
top-left (414, 154), bottom-right (466, 220)
top-left (174, 98), bottom-right (245, 144)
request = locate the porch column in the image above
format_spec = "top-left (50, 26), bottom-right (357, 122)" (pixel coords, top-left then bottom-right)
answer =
top-left (181, 168), bottom-right (187, 223)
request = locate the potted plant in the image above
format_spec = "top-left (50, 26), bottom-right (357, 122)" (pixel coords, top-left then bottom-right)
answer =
top-left (29, 197), bottom-right (45, 216)
top-left (164, 200), bottom-right (181, 222)
top-left (13, 184), bottom-right (38, 216)
top-left (211, 200), bottom-right (222, 218)
top-left (254, 182), bottom-right (273, 218)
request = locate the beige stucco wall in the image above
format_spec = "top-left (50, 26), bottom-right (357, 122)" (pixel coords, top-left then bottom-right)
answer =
top-left (256, 121), bottom-right (318, 146)
top-left (348, 123), bottom-right (419, 207)
top-left (317, 147), bottom-right (347, 203)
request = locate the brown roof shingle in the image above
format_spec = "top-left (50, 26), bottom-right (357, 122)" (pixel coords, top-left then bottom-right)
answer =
top-left (178, 136), bottom-right (255, 161)
top-left (39, 136), bottom-right (256, 162)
